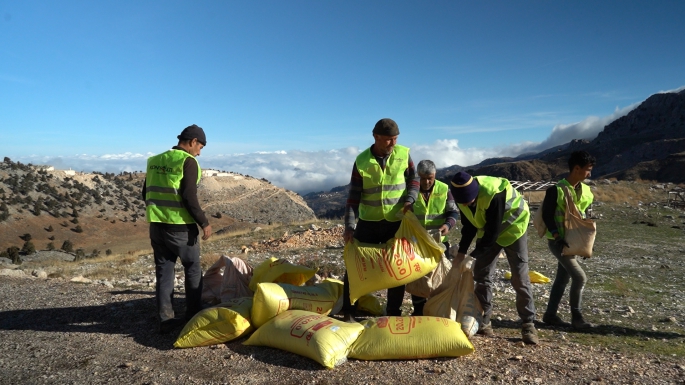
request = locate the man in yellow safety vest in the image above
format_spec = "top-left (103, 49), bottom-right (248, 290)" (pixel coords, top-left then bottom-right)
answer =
top-left (410, 159), bottom-right (459, 315)
top-left (450, 171), bottom-right (538, 345)
top-left (341, 118), bottom-right (419, 322)
top-left (142, 124), bottom-right (212, 334)
top-left (541, 151), bottom-right (596, 330)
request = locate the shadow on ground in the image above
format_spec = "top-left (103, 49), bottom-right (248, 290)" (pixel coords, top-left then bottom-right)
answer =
top-left (0, 289), bottom-right (188, 350)
top-left (493, 318), bottom-right (684, 340)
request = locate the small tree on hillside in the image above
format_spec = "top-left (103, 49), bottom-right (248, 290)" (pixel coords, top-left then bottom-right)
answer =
top-left (8, 246), bottom-right (21, 265)
top-left (74, 248), bottom-right (85, 262)
top-left (20, 233), bottom-right (32, 242)
top-left (73, 225), bottom-right (83, 233)
top-left (46, 242), bottom-right (55, 251)
top-left (21, 241), bottom-right (36, 255)
top-left (33, 199), bottom-right (44, 216)
top-left (61, 240), bottom-right (74, 253)
top-left (46, 225), bottom-right (54, 232)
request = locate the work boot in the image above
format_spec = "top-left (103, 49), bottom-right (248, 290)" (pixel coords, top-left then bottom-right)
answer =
top-left (521, 322), bottom-right (539, 345)
top-left (477, 321), bottom-right (494, 337)
top-left (542, 313), bottom-right (571, 327)
top-left (571, 314), bottom-right (593, 330)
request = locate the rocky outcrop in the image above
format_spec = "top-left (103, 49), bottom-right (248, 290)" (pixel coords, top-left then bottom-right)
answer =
top-left (198, 174), bottom-right (316, 224)
top-left (453, 89), bottom-right (685, 183)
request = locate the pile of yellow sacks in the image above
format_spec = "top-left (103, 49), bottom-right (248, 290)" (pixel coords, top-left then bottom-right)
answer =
top-left (174, 212), bottom-right (474, 368)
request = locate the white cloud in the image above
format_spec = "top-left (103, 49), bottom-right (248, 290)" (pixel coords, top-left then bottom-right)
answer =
top-left (11, 92), bottom-right (667, 194)
top-left (526, 103), bottom-right (638, 152)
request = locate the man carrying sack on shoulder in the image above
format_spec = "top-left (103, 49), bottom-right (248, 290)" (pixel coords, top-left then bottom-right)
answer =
top-left (541, 150), bottom-right (596, 330)
top-left (450, 171), bottom-right (538, 345)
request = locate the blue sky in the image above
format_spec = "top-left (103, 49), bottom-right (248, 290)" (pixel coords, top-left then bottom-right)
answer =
top-left (1, 1), bottom-right (684, 193)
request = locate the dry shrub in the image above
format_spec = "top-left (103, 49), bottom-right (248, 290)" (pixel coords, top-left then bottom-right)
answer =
top-left (592, 181), bottom-right (660, 204)
top-left (200, 253), bottom-right (222, 270)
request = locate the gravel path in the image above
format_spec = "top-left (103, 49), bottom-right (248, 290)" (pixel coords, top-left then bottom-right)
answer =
top-left (1, 276), bottom-right (684, 385)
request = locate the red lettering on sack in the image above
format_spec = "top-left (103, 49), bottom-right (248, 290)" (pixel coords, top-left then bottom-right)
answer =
top-left (382, 239), bottom-right (413, 281)
top-left (387, 316), bottom-right (412, 335)
top-left (290, 315), bottom-right (320, 338)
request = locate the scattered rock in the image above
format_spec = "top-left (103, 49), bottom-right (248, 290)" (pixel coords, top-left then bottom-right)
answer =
top-left (0, 269), bottom-right (26, 277)
top-left (70, 275), bottom-right (92, 284)
top-left (31, 270), bottom-right (48, 279)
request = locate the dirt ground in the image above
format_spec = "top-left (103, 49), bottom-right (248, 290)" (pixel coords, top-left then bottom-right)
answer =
top-left (1, 276), bottom-right (684, 385)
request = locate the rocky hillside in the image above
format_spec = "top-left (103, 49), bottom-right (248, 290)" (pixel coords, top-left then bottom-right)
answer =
top-left (0, 158), bottom-right (315, 258)
top-left (457, 89), bottom-right (685, 183)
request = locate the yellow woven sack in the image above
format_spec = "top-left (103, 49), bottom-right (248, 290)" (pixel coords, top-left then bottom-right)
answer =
top-left (349, 316), bottom-right (474, 360)
top-left (356, 294), bottom-right (385, 316)
top-left (251, 280), bottom-right (343, 327)
top-left (174, 297), bottom-right (253, 348)
top-left (243, 310), bottom-right (364, 369)
top-left (344, 211), bottom-right (444, 304)
top-left (249, 257), bottom-right (317, 292)
top-left (327, 278), bottom-right (386, 317)
top-left (503, 270), bottom-right (551, 284)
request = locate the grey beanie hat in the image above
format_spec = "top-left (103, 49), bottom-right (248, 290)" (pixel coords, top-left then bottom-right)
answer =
top-left (372, 118), bottom-right (399, 136)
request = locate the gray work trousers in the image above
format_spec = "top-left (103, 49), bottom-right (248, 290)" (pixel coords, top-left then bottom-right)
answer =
top-left (544, 239), bottom-right (587, 317)
top-left (472, 233), bottom-right (536, 324)
top-left (150, 225), bottom-right (203, 322)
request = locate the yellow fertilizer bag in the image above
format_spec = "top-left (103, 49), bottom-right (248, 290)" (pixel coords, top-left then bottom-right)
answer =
top-left (251, 280), bottom-right (343, 327)
top-left (243, 310), bottom-right (364, 369)
top-left (343, 211), bottom-right (444, 304)
top-left (249, 257), bottom-right (317, 292)
top-left (174, 297), bottom-right (253, 348)
top-left (327, 278), bottom-right (385, 317)
top-left (349, 316), bottom-right (474, 360)
top-left (356, 294), bottom-right (385, 316)
top-left (503, 270), bottom-right (551, 284)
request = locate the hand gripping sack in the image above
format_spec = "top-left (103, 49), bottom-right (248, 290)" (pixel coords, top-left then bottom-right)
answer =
top-left (343, 211), bottom-right (445, 304)
top-left (243, 310), bottom-right (364, 369)
top-left (251, 280), bottom-right (343, 327)
top-left (561, 186), bottom-right (596, 257)
top-left (249, 257), bottom-right (317, 292)
top-left (424, 256), bottom-right (483, 337)
top-left (174, 297), bottom-right (253, 348)
top-left (349, 316), bottom-right (474, 360)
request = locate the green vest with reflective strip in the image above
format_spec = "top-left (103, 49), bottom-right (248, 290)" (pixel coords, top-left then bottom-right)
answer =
top-left (457, 176), bottom-right (529, 247)
top-left (145, 149), bottom-right (201, 224)
top-left (356, 145), bottom-right (410, 222)
top-left (414, 180), bottom-right (448, 242)
top-left (545, 179), bottom-right (594, 239)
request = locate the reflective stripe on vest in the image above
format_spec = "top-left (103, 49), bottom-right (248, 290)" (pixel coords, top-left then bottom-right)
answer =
top-left (414, 180), bottom-right (448, 242)
top-left (545, 179), bottom-right (594, 239)
top-left (145, 149), bottom-right (201, 224)
top-left (356, 145), bottom-right (410, 222)
top-left (457, 176), bottom-right (530, 247)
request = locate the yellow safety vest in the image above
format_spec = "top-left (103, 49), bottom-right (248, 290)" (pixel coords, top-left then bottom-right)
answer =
top-left (145, 149), bottom-right (201, 224)
top-left (414, 180), bottom-right (448, 242)
top-left (356, 145), bottom-right (410, 222)
top-left (457, 176), bottom-right (529, 247)
top-left (545, 179), bottom-right (594, 239)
